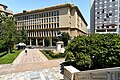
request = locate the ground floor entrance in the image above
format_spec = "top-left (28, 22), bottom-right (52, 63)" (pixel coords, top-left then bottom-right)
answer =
top-left (28, 38), bottom-right (58, 46)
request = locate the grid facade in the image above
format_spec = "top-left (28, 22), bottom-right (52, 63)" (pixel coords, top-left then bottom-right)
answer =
top-left (14, 4), bottom-right (88, 46)
top-left (16, 11), bottom-right (60, 38)
top-left (90, 0), bottom-right (120, 34)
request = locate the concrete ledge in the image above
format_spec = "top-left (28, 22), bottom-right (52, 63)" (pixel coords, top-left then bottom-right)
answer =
top-left (64, 66), bottom-right (120, 80)
top-left (64, 66), bottom-right (80, 80)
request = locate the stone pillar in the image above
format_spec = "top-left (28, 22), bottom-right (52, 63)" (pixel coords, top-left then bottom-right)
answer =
top-left (50, 38), bottom-right (52, 46)
top-left (30, 39), bottom-right (32, 46)
top-left (43, 38), bottom-right (45, 46)
top-left (36, 39), bottom-right (38, 46)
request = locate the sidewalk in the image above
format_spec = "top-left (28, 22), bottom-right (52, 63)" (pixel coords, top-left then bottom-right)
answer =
top-left (12, 49), bottom-right (48, 65)
top-left (0, 49), bottom-right (65, 80)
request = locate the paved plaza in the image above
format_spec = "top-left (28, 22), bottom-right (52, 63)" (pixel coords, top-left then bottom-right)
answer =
top-left (12, 49), bottom-right (48, 64)
top-left (0, 49), bottom-right (64, 80)
top-left (0, 67), bottom-right (63, 80)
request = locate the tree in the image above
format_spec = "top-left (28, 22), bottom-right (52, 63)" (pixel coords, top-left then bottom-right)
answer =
top-left (0, 13), bottom-right (20, 53)
top-left (65, 34), bottom-right (120, 70)
top-left (60, 32), bottom-right (70, 46)
top-left (44, 37), bottom-right (50, 46)
top-left (19, 25), bottom-right (28, 44)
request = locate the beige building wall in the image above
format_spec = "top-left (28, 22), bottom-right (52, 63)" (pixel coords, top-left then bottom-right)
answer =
top-left (14, 3), bottom-right (88, 46)
top-left (59, 7), bottom-right (69, 28)
top-left (0, 4), bottom-right (13, 16)
top-left (0, 6), bottom-right (5, 11)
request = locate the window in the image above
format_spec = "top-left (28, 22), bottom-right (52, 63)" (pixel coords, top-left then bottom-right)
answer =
top-left (57, 23), bottom-right (59, 28)
top-left (102, 24), bottom-right (104, 28)
top-left (106, 26), bottom-right (109, 28)
top-left (102, 9), bottom-right (104, 13)
top-left (97, 12), bottom-right (99, 14)
top-left (97, 26), bottom-right (99, 29)
top-left (51, 12), bottom-right (54, 16)
top-left (46, 12), bottom-right (48, 17)
top-left (49, 24), bottom-right (51, 28)
top-left (49, 18), bottom-right (51, 22)
top-left (54, 23), bottom-right (56, 28)
top-left (106, 14), bottom-right (109, 18)
top-left (109, 13), bottom-right (112, 16)
top-left (96, 30), bottom-right (106, 32)
top-left (57, 11), bottom-right (59, 16)
top-left (54, 11), bottom-right (56, 16)
top-left (112, 26), bottom-right (115, 28)
top-left (57, 17), bottom-right (59, 22)
top-left (104, 19), bottom-right (106, 21)
top-left (107, 29), bottom-right (116, 32)
top-left (54, 17), bottom-right (56, 22)
top-left (97, 17), bottom-right (99, 19)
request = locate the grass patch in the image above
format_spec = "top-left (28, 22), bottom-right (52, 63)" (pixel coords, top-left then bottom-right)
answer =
top-left (0, 50), bottom-right (21, 64)
top-left (41, 50), bottom-right (65, 60)
top-left (0, 51), bottom-right (7, 57)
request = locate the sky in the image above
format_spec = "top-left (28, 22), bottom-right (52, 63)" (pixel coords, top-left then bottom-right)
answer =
top-left (0, 0), bottom-right (90, 29)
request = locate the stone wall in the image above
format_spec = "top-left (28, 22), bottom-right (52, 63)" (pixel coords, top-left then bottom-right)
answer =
top-left (64, 66), bottom-right (120, 80)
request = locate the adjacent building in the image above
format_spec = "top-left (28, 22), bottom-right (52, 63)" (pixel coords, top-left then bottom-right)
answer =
top-left (90, 0), bottom-right (120, 34)
top-left (14, 3), bottom-right (88, 46)
top-left (0, 4), bottom-right (13, 16)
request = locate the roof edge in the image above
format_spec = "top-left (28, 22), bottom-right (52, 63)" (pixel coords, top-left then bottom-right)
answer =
top-left (73, 6), bottom-right (88, 26)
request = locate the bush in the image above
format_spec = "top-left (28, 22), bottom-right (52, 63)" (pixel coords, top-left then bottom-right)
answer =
top-left (41, 50), bottom-right (65, 59)
top-left (65, 34), bottom-right (120, 70)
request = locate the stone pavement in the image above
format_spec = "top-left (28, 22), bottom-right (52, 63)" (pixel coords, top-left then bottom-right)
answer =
top-left (0, 67), bottom-right (63, 80)
top-left (0, 49), bottom-right (65, 80)
top-left (12, 49), bottom-right (48, 64)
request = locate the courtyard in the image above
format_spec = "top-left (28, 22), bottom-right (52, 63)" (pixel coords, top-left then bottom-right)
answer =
top-left (0, 49), bottom-right (64, 80)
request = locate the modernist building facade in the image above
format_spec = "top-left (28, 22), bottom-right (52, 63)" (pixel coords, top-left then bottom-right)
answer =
top-left (90, 0), bottom-right (120, 34)
top-left (0, 4), bottom-right (13, 16)
top-left (14, 3), bottom-right (88, 46)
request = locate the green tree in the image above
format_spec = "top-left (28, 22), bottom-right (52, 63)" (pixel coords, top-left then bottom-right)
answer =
top-left (0, 13), bottom-right (20, 53)
top-left (19, 25), bottom-right (28, 44)
top-left (60, 32), bottom-right (70, 46)
top-left (65, 34), bottom-right (120, 70)
top-left (0, 13), bottom-right (7, 52)
top-left (44, 37), bottom-right (50, 46)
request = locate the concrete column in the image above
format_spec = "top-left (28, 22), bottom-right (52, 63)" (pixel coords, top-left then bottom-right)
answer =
top-left (36, 39), bottom-right (38, 46)
top-left (30, 39), bottom-right (32, 46)
top-left (50, 38), bottom-right (52, 46)
top-left (43, 38), bottom-right (45, 46)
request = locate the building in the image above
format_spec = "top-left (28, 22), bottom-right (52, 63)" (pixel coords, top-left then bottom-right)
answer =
top-left (0, 4), bottom-right (13, 16)
top-left (90, 0), bottom-right (119, 34)
top-left (14, 3), bottom-right (88, 46)
top-left (87, 29), bottom-right (91, 34)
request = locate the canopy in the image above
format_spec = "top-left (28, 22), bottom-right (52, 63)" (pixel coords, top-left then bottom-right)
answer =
top-left (16, 43), bottom-right (26, 46)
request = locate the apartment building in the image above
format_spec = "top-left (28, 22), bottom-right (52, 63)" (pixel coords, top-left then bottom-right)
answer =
top-left (14, 3), bottom-right (88, 46)
top-left (0, 4), bottom-right (13, 16)
top-left (90, 0), bottom-right (120, 34)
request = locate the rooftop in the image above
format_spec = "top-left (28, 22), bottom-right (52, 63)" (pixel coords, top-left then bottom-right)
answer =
top-left (0, 4), bottom-right (8, 8)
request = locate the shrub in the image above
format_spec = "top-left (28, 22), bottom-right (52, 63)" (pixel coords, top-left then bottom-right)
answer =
top-left (41, 50), bottom-right (65, 59)
top-left (65, 34), bottom-right (120, 70)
